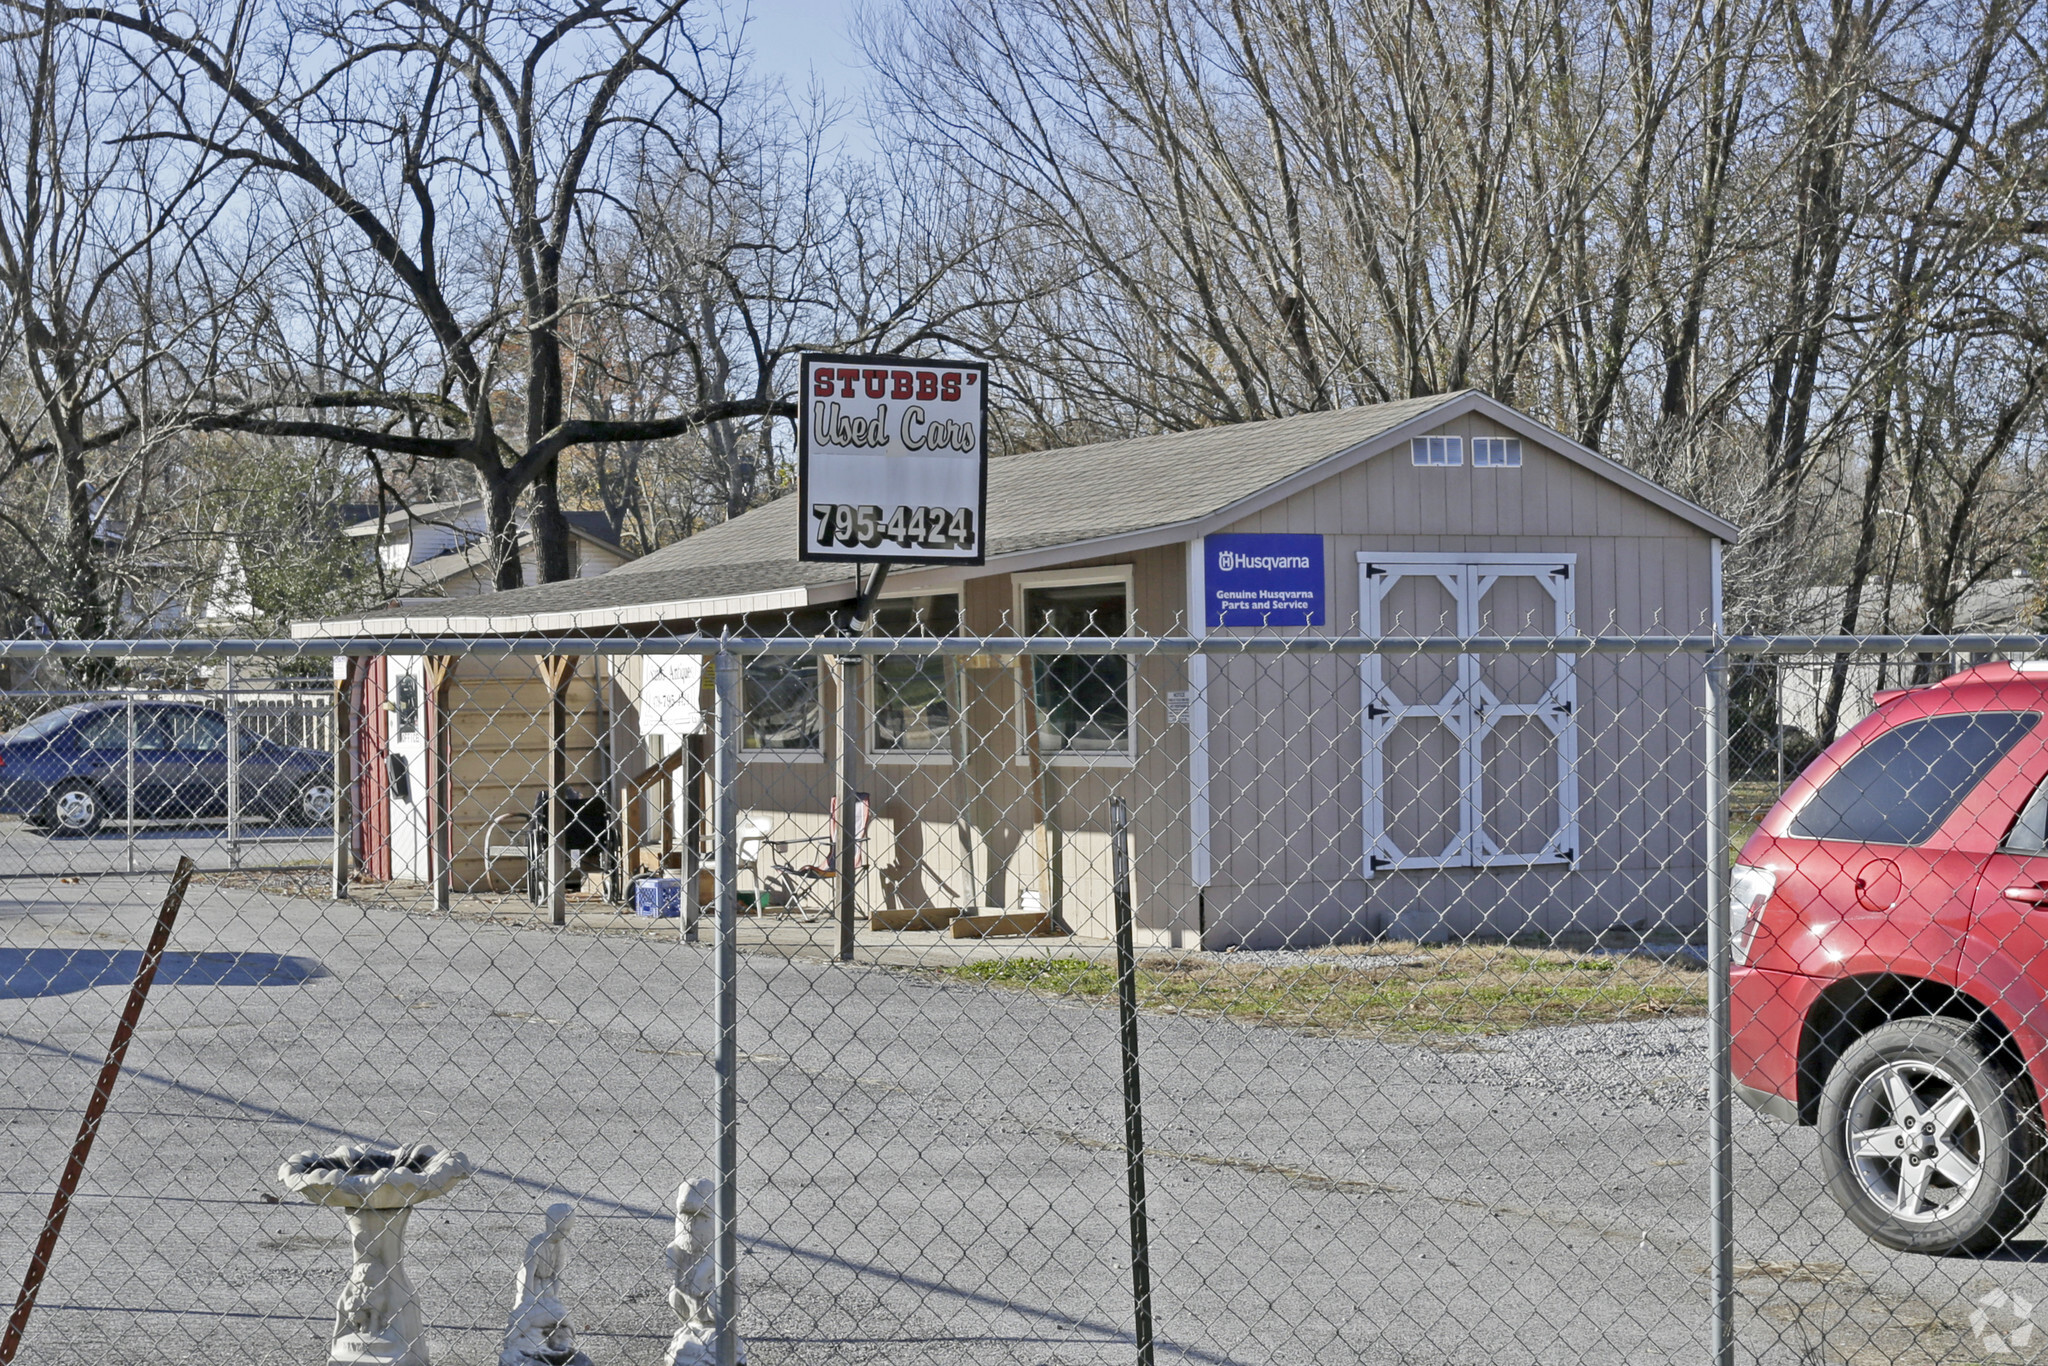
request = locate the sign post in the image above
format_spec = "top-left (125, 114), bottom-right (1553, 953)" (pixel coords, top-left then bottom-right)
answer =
top-left (798, 352), bottom-right (990, 959)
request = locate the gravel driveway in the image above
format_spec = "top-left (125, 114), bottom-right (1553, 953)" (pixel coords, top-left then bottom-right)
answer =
top-left (3, 874), bottom-right (2044, 1365)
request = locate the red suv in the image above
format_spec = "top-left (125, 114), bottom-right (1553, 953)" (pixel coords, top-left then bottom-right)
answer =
top-left (1733, 661), bottom-right (2048, 1253)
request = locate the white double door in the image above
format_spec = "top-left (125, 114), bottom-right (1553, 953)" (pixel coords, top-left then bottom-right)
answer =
top-left (1360, 554), bottom-right (1579, 875)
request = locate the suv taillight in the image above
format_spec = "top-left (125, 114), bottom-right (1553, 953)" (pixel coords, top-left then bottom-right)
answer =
top-left (1730, 865), bottom-right (1777, 965)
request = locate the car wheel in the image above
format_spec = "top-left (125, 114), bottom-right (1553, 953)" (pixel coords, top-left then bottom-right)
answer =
top-left (294, 777), bottom-right (337, 827)
top-left (46, 780), bottom-right (105, 837)
top-left (1819, 1016), bottom-right (2047, 1254)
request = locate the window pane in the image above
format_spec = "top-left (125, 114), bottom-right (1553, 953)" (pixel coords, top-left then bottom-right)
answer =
top-left (1789, 712), bottom-right (2038, 845)
top-left (136, 711), bottom-right (177, 749)
top-left (871, 596), bottom-right (959, 752)
top-left (875, 657), bottom-right (954, 751)
top-left (74, 709), bottom-right (129, 748)
top-left (1023, 583), bottom-right (1125, 637)
top-left (395, 675), bottom-right (419, 736)
top-left (1411, 436), bottom-right (1465, 466)
top-left (5, 704), bottom-right (90, 743)
top-left (2006, 775), bottom-right (2048, 854)
top-left (1023, 582), bottom-right (1130, 754)
top-left (1032, 654), bottom-right (1129, 753)
top-left (164, 709), bottom-right (230, 752)
top-left (743, 658), bottom-right (819, 751)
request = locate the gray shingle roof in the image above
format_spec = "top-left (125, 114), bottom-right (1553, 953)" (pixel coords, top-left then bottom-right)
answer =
top-left (299, 391), bottom-right (1734, 636)
top-left (612, 395), bottom-right (1456, 584)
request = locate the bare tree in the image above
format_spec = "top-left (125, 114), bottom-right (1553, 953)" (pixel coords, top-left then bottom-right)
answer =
top-left (39, 0), bottom-right (796, 588)
top-left (0, 4), bottom-right (246, 638)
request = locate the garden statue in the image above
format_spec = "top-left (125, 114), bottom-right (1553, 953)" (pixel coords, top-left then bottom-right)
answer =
top-left (499, 1203), bottom-right (593, 1366)
top-left (663, 1176), bottom-right (743, 1365)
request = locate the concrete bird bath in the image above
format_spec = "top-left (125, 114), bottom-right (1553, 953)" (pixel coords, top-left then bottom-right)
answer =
top-left (279, 1141), bottom-right (474, 1366)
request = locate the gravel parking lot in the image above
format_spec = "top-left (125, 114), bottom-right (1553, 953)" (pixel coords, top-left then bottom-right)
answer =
top-left (3, 858), bottom-right (2045, 1365)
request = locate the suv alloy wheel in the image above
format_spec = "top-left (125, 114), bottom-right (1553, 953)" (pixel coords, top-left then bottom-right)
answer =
top-left (1818, 1016), bottom-right (2047, 1254)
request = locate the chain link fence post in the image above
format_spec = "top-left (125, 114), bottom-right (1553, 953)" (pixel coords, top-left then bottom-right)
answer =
top-left (836, 652), bottom-right (860, 961)
top-left (124, 691), bottom-right (136, 875)
top-left (225, 657), bottom-right (241, 870)
top-left (1109, 796), bottom-right (1155, 1366)
top-left (713, 642), bottom-right (743, 1366)
top-left (1705, 640), bottom-right (1736, 1366)
top-left (332, 658), bottom-right (351, 899)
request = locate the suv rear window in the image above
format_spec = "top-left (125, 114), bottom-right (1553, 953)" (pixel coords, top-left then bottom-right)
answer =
top-left (1788, 711), bottom-right (2039, 845)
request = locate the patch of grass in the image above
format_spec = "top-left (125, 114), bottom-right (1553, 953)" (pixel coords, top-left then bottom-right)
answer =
top-left (1730, 779), bottom-right (1787, 855)
top-left (948, 944), bottom-right (1707, 1039)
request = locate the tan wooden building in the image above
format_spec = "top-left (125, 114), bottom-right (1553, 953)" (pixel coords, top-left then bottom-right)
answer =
top-left (300, 390), bottom-right (1737, 947)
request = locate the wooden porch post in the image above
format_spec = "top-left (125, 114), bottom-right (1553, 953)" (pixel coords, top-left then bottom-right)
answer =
top-left (541, 654), bottom-right (577, 926)
top-left (425, 655), bottom-right (456, 914)
top-left (331, 658), bottom-right (357, 900)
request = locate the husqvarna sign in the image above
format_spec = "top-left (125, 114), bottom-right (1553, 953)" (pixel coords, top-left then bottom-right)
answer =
top-left (1207, 533), bottom-right (1325, 627)
top-left (798, 351), bottom-right (989, 564)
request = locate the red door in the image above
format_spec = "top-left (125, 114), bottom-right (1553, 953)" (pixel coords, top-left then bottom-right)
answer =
top-left (355, 656), bottom-right (392, 881)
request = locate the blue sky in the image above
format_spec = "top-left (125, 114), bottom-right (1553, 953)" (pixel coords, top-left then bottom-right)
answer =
top-left (738, 0), bottom-right (872, 114)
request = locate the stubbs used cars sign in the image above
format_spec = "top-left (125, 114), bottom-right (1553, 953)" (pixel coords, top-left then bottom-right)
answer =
top-left (798, 352), bottom-right (989, 563)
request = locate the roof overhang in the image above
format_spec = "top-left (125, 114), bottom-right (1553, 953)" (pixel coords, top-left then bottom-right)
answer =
top-left (291, 579), bottom-right (855, 639)
top-left (879, 391), bottom-right (1738, 591)
top-left (295, 392), bottom-right (1738, 637)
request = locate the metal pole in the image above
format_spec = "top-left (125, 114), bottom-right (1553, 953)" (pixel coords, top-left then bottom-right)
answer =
top-left (712, 645), bottom-right (742, 1366)
top-left (224, 659), bottom-right (240, 870)
top-left (430, 660), bottom-right (451, 916)
top-left (124, 694), bottom-right (136, 875)
top-left (1773, 657), bottom-right (1785, 792)
top-left (333, 662), bottom-right (351, 900)
top-left (836, 653), bottom-right (860, 961)
top-left (1109, 797), bottom-right (1156, 1366)
top-left (1, 857), bottom-right (195, 1366)
top-left (836, 561), bottom-right (885, 961)
top-left (1705, 646), bottom-right (1735, 1366)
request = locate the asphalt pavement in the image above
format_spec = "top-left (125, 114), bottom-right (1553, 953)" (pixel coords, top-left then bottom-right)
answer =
top-left (0, 856), bottom-right (2042, 1365)
top-left (0, 813), bottom-right (331, 879)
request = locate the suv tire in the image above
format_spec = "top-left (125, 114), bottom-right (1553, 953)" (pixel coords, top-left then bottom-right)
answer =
top-left (1819, 1016), bottom-right (2047, 1254)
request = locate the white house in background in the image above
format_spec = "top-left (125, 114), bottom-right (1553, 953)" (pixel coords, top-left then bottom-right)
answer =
top-left (1777, 574), bottom-right (2044, 738)
top-left (203, 498), bottom-right (631, 623)
top-left (342, 498), bottom-right (630, 598)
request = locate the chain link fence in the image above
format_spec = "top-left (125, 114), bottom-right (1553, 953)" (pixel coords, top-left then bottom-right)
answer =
top-left (4, 627), bottom-right (2048, 1364)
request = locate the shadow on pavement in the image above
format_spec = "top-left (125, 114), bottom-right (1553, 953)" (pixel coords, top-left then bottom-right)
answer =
top-left (0, 949), bottom-right (328, 999)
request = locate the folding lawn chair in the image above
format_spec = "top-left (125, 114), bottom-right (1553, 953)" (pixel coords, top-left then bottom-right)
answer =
top-left (762, 793), bottom-right (871, 921)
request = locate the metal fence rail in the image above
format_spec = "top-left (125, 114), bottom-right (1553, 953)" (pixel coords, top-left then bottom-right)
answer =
top-left (1, 629), bottom-right (2045, 1365)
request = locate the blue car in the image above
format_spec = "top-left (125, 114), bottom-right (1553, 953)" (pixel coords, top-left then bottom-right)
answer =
top-left (0, 701), bottom-right (335, 835)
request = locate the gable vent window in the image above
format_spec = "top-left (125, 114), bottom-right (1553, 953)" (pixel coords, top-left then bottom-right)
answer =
top-left (1473, 437), bottom-right (1522, 467)
top-left (1411, 435), bottom-right (1463, 467)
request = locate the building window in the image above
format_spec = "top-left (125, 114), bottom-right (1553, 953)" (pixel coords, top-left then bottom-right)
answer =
top-left (1021, 579), bottom-right (1130, 756)
top-left (742, 657), bottom-right (820, 752)
top-left (394, 674), bottom-right (419, 736)
top-left (872, 595), bottom-right (960, 755)
top-left (1411, 435), bottom-right (1463, 467)
top-left (1473, 437), bottom-right (1522, 467)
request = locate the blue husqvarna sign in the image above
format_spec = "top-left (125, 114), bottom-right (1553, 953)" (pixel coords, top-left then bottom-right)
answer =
top-left (1206, 534), bottom-right (1325, 627)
